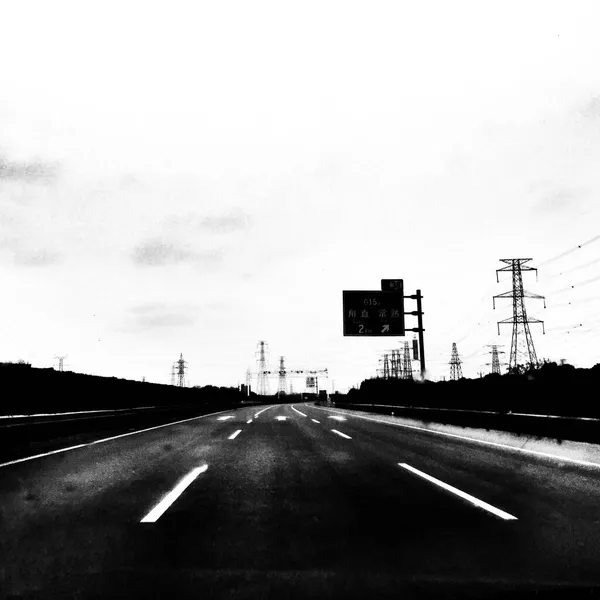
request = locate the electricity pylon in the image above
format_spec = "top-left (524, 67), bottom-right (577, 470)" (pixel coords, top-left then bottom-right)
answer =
top-left (256, 341), bottom-right (269, 395)
top-left (277, 356), bottom-right (287, 397)
top-left (449, 342), bottom-right (463, 380)
top-left (402, 341), bottom-right (413, 380)
top-left (493, 258), bottom-right (546, 371)
top-left (486, 344), bottom-right (505, 375)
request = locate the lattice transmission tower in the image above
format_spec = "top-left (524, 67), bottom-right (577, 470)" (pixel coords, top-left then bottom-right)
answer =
top-left (390, 349), bottom-right (400, 379)
top-left (402, 341), bottom-right (413, 380)
top-left (256, 341), bottom-right (270, 395)
top-left (277, 356), bottom-right (287, 397)
top-left (173, 353), bottom-right (187, 387)
top-left (54, 355), bottom-right (67, 372)
top-left (493, 258), bottom-right (546, 371)
top-left (449, 342), bottom-right (463, 380)
top-left (486, 344), bottom-right (505, 375)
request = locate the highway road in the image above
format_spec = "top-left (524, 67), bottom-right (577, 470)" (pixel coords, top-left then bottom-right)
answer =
top-left (2, 402), bottom-right (600, 599)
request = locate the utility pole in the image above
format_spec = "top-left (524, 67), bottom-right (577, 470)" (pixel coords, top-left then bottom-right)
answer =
top-left (449, 342), bottom-right (463, 380)
top-left (493, 258), bottom-right (546, 371)
top-left (256, 341), bottom-right (269, 396)
top-left (416, 290), bottom-right (425, 378)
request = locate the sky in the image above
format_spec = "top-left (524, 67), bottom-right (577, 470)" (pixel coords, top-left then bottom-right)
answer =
top-left (1, 0), bottom-right (600, 392)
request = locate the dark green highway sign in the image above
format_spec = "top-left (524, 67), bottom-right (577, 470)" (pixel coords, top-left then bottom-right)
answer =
top-left (342, 290), bottom-right (405, 336)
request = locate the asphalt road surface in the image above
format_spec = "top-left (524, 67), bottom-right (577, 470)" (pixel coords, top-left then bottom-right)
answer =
top-left (3, 402), bottom-right (600, 599)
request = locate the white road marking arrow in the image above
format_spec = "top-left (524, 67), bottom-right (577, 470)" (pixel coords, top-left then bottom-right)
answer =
top-left (327, 415), bottom-right (347, 421)
top-left (382, 324), bottom-right (390, 333)
top-left (275, 416), bottom-right (288, 421)
top-left (217, 416), bottom-right (235, 421)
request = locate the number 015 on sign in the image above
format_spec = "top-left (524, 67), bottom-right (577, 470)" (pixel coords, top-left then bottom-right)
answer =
top-left (342, 291), bottom-right (405, 336)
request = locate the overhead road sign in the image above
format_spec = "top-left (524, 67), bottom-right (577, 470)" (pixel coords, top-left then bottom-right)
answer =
top-left (342, 290), bottom-right (405, 336)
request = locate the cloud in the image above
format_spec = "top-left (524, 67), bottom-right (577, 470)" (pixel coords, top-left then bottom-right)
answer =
top-left (13, 249), bottom-right (62, 267)
top-left (132, 238), bottom-right (224, 267)
top-left (530, 184), bottom-right (587, 216)
top-left (124, 303), bottom-right (196, 331)
top-left (161, 211), bottom-right (251, 235)
top-left (0, 154), bottom-right (58, 184)
top-left (0, 236), bottom-right (63, 267)
top-left (132, 239), bottom-right (194, 266)
top-left (579, 95), bottom-right (600, 120)
top-left (136, 313), bottom-right (195, 328)
top-left (198, 213), bottom-right (250, 233)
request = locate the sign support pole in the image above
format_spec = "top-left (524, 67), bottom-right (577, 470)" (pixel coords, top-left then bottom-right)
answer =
top-left (416, 289), bottom-right (426, 379)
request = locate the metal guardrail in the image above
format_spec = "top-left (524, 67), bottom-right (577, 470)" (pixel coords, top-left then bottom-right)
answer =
top-left (345, 403), bottom-right (600, 422)
top-left (317, 401), bottom-right (600, 444)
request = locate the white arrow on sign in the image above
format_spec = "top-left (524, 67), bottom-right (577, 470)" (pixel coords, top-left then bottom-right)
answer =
top-left (382, 324), bottom-right (390, 333)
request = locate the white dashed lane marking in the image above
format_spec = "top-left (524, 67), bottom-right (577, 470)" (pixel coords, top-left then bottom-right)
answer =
top-left (398, 463), bottom-right (517, 521)
top-left (331, 429), bottom-right (352, 440)
top-left (140, 465), bottom-right (208, 523)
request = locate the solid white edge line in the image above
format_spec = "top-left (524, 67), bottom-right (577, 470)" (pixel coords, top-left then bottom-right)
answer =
top-left (398, 463), bottom-right (518, 521)
top-left (141, 465), bottom-right (208, 523)
top-left (311, 419), bottom-right (320, 423)
top-left (255, 405), bottom-right (278, 418)
top-left (0, 406), bottom-right (159, 419)
top-left (310, 405), bottom-right (600, 469)
top-left (0, 408), bottom-right (234, 469)
top-left (331, 429), bottom-right (352, 440)
top-left (229, 429), bottom-right (242, 439)
top-left (291, 406), bottom-right (307, 417)
top-left (247, 419), bottom-right (253, 424)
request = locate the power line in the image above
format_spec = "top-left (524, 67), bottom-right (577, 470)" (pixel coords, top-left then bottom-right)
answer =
top-left (550, 273), bottom-right (600, 295)
top-left (538, 233), bottom-right (600, 268)
top-left (543, 256), bottom-right (600, 280)
top-left (545, 294), bottom-right (600, 310)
